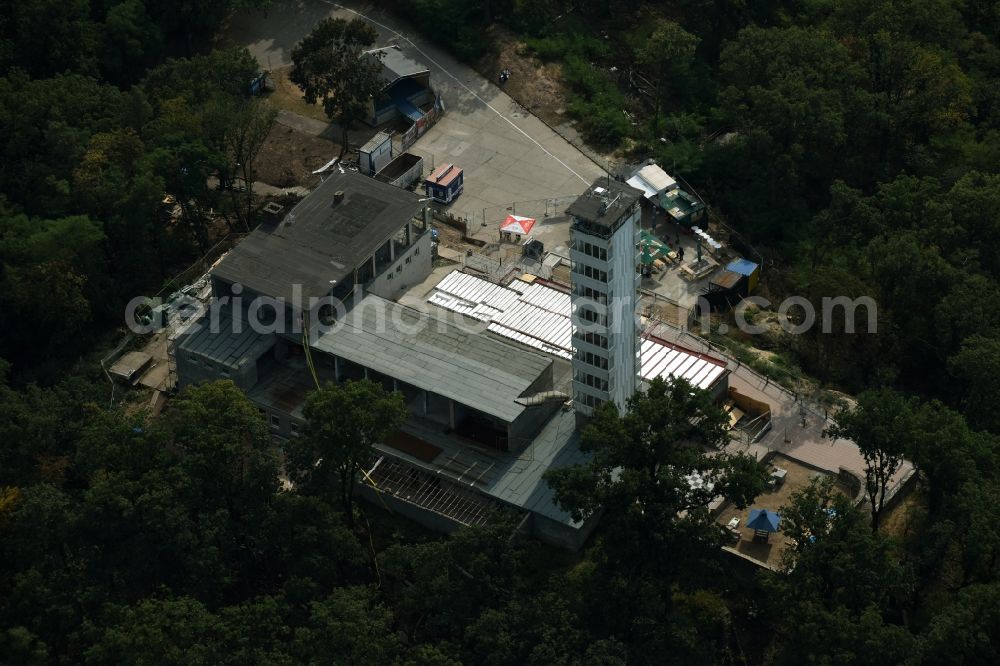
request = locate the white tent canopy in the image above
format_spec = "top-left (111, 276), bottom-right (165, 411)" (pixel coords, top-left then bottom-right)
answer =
top-left (499, 214), bottom-right (537, 236)
top-left (626, 164), bottom-right (677, 200)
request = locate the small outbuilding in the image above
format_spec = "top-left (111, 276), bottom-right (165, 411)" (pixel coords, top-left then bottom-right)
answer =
top-left (358, 132), bottom-right (393, 176)
top-left (697, 269), bottom-right (747, 313)
top-left (626, 162), bottom-right (707, 227)
top-left (109, 351), bottom-right (154, 386)
top-left (626, 163), bottom-right (677, 201)
top-left (424, 163), bottom-right (464, 203)
top-left (363, 46), bottom-right (433, 126)
top-left (697, 257), bottom-right (761, 313)
top-left (726, 258), bottom-right (761, 294)
top-left (661, 188), bottom-right (707, 227)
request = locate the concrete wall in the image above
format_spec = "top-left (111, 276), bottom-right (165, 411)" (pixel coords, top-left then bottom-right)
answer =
top-left (358, 482), bottom-right (598, 552)
top-left (409, 88), bottom-right (432, 108)
top-left (367, 76), bottom-right (433, 126)
top-left (607, 205), bottom-right (641, 411)
top-left (569, 203), bottom-right (641, 414)
top-left (508, 364), bottom-right (562, 449)
top-left (357, 484), bottom-right (465, 534)
top-left (721, 545), bottom-right (781, 577)
top-left (709, 373), bottom-right (730, 402)
top-left (879, 467), bottom-right (919, 514)
top-left (368, 230), bottom-right (433, 301)
top-left (425, 391), bottom-right (452, 426)
top-left (529, 511), bottom-right (600, 551)
top-left (509, 403), bottom-right (561, 451)
top-left (174, 315), bottom-right (274, 391)
top-left (367, 99), bottom-right (399, 126)
top-left (838, 467), bottom-right (866, 506)
top-left (175, 349), bottom-right (259, 391)
top-left (251, 398), bottom-right (305, 440)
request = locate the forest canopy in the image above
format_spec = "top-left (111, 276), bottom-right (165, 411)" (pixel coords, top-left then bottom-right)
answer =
top-left (4, 1), bottom-right (1000, 664)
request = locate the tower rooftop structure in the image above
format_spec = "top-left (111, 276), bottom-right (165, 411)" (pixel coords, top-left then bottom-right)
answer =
top-left (566, 179), bottom-right (644, 233)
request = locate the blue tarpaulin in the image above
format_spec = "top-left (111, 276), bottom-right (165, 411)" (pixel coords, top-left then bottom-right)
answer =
top-left (727, 258), bottom-right (759, 276)
top-left (395, 99), bottom-right (423, 122)
top-left (726, 258), bottom-right (760, 292)
top-left (747, 508), bottom-right (781, 532)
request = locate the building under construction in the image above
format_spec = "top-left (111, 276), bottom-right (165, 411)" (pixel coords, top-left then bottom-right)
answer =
top-left (171, 173), bottom-right (765, 550)
top-left (173, 169), bottom-right (600, 549)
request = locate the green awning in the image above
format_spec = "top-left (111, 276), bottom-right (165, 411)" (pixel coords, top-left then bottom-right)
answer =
top-left (639, 230), bottom-right (671, 264)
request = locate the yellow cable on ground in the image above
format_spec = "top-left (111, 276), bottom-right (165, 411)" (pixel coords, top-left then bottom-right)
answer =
top-left (303, 312), bottom-right (391, 513)
top-left (360, 466), bottom-right (391, 513)
top-left (301, 310), bottom-right (320, 390)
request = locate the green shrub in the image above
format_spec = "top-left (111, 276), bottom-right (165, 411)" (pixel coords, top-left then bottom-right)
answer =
top-left (570, 96), bottom-right (630, 148)
top-left (393, 0), bottom-right (491, 60)
top-left (559, 54), bottom-right (629, 148)
top-left (523, 22), bottom-right (610, 62)
top-left (507, 0), bottom-right (560, 38)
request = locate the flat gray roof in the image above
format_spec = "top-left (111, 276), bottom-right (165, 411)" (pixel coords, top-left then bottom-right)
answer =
top-left (313, 295), bottom-right (552, 422)
top-left (177, 308), bottom-right (273, 369)
top-left (213, 171), bottom-right (424, 303)
top-left (365, 46), bottom-right (429, 85)
top-left (566, 177), bottom-right (644, 228)
top-left (376, 407), bottom-right (587, 526)
top-left (360, 131), bottom-right (391, 153)
top-left (109, 351), bottom-right (152, 378)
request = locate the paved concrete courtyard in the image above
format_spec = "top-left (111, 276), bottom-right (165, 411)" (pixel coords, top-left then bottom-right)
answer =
top-left (220, 0), bottom-right (606, 254)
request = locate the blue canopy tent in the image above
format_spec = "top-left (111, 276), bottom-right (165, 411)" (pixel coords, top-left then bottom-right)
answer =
top-left (747, 508), bottom-right (781, 542)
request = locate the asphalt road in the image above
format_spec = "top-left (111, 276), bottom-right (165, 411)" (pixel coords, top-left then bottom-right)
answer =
top-left (219, 0), bottom-right (606, 254)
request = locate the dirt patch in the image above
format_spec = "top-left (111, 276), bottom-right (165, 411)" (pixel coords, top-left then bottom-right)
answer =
top-left (136, 329), bottom-right (171, 391)
top-left (122, 388), bottom-right (154, 417)
top-left (265, 66), bottom-right (331, 123)
top-left (644, 299), bottom-right (688, 328)
top-left (716, 454), bottom-right (852, 569)
top-left (431, 218), bottom-right (469, 252)
top-left (881, 488), bottom-right (925, 541)
top-left (475, 26), bottom-right (571, 128)
top-left (255, 123), bottom-right (339, 189)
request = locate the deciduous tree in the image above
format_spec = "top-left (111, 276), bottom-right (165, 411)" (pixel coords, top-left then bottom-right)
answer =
top-left (288, 380), bottom-right (407, 525)
top-left (546, 377), bottom-right (766, 526)
top-left (764, 477), bottom-right (914, 663)
top-left (291, 586), bottom-right (400, 664)
top-left (950, 335), bottom-right (1000, 434)
top-left (825, 389), bottom-right (915, 531)
top-left (635, 20), bottom-right (699, 125)
top-left (82, 597), bottom-right (222, 665)
top-left (222, 98), bottom-right (277, 228)
top-left (290, 18), bottom-right (384, 154)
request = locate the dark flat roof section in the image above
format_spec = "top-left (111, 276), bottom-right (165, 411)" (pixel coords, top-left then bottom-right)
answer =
top-left (213, 171), bottom-right (425, 303)
top-left (365, 46), bottom-right (429, 86)
top-left (314, 295), bottom-right (553, 423)
top-left (566, 178), bottom-right (644, 228)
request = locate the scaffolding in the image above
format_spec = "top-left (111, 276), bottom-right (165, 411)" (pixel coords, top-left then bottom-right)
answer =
top-left (366, 457), bottom-right (507, 527)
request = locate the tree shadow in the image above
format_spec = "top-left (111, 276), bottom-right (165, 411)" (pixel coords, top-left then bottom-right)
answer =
top-left (736, 535), bottom-right (775, 563)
